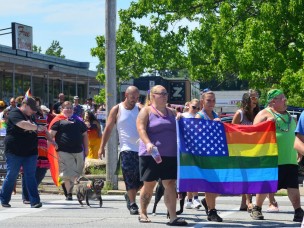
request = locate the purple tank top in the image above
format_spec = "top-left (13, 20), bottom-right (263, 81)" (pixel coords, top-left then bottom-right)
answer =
top-left (139, 112), bottom-right (177, 157)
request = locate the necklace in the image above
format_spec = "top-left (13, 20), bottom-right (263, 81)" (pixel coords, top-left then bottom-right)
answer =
top-left (151, 105), bottom-right (168, 118)
top-left (272, 110), bottom-right (292, 132)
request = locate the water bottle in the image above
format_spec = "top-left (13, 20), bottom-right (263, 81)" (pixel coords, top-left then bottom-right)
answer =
top-left (151, 146), bottom-right (162, 164)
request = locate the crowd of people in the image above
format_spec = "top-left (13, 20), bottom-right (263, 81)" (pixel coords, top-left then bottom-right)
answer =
top-left (0, 85), bottom-right (304, 225)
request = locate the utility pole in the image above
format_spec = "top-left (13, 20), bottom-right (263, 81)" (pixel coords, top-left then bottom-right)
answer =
top-left (105, 0), bottom-right (118, 189)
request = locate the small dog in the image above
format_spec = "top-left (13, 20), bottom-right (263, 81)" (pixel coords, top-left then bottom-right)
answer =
top-left (75, 177), bottom-right (104, 207)
top-left (152, 179), bottom-right (186, 217)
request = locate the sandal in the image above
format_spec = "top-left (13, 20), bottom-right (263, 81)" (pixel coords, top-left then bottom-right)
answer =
top-left (266, 203), bottom-right (279, 213)
top-left (138, 216), bottom-right (151, 223)
top-left (167, 218), bottom-right (188, 226)
top-left (247, 203), bottom-right (253, 213)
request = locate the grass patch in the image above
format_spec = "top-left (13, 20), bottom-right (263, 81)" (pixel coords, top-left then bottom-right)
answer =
top-left (103, 181), bottom-right (113, 191)
top-left (275, 189), bottom-right (287, 196)
top-left (88, 166), bottom-right (106, 175)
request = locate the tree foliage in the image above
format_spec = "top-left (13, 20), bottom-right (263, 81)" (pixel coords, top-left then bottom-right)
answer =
top-left (45, 40), bottom-right (65, 58)
top-left (92, 0), bottom-right (304, 106)
top-left (32, 45), bottom-right (42, 53)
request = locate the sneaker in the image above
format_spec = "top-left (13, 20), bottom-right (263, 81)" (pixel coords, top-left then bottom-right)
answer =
top-left (129, 203), bottom-right (139, 215)
top-left (66, 193), bottom-right (73, 201)
top-left (293, 208), bottom-right (304, 222)
top-left (23, 200), bottom-right (31, 204)
top-left (185, 201), bottom-right (193, 209)
top-left (201, 198), bottom-right (208, 215)
top-left (207, 209), bottom-right (223, 222)
top-left (31, 202), bottom-right (42, 208)
top-left (250, 205), bottom-right (264, 220)
top-left (192, 199), bottom-right (202, 209)
top-left (124, 192), bottom-right (130, 210)
top-left (1, 203), bottom-right (11, 208)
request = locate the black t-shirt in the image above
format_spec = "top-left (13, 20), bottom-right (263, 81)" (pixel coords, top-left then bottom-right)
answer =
top-left (51, 118), bottom-right (87, 153)
top-left (4, 108), bottom-right (38, 156)
top-left (53, 101), bottom-right (62, 114)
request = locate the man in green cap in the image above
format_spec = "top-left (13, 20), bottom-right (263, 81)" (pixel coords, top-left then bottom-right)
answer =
top-left (249, 89), bottom-right (303, 222)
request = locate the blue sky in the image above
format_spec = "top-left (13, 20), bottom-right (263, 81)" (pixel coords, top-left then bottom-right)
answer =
top-left (0, 0), bottom-right (134, 70)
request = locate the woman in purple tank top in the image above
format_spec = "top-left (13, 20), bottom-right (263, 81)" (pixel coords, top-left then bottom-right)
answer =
top-left (136, 85), bottom-right (187, 226)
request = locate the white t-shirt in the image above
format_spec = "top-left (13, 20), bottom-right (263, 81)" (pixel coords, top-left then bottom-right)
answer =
top-left (181, 112), bottom-right (196, 118)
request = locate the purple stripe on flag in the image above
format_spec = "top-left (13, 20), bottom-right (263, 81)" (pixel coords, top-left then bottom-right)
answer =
top-left (178, 179), bottom-right (278, 194)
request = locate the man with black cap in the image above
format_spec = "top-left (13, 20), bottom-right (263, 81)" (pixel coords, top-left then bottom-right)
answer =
top-left (250, 89), bottom-right (303, 222)
top-left (0, 97), bottom-right (47, 208)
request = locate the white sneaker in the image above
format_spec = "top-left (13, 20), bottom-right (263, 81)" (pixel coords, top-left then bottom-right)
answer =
top-left (185, 201), bottom-right (193, 209)
top-left (192, 199), bottom-right (202, 209)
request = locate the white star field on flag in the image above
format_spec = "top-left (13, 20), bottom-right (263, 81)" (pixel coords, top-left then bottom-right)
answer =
top-left (180, 119), bottom-right (229, 157)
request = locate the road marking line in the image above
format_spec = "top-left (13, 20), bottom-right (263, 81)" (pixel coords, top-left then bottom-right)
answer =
top-left (0, 200), bottom-right (77, 221)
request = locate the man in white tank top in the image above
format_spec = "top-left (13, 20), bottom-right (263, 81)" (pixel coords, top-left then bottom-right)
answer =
top-left (98, 86), bottom-right (143, 215)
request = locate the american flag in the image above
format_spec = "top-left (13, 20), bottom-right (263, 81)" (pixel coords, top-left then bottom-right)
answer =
top-left (180, 119), bottom-right (229, 157)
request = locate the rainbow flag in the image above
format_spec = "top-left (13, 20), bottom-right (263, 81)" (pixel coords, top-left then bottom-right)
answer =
top-left (25, 88), bottom-right (32, 99)
top-left (177, 119), bottom-right (278, 194)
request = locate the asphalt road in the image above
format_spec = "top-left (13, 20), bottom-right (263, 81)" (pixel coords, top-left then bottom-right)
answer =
top-left (0, 194), bottom-right (302, 227)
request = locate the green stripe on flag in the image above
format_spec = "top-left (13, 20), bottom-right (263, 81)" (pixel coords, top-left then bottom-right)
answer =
top-left (180, 153), bottom-right (277, 169)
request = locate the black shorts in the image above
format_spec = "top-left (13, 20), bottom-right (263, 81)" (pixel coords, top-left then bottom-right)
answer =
top-left (277, 164), bottom-right (299, 190)
top-left (139, 156), bottom-right (177, 182)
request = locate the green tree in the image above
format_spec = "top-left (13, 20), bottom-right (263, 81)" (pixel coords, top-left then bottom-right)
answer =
top-left (92, 0), bottom-right (304, 106)
top-left (45, 40), bottom-right (65, 58)
top-left (32, 45), bottom-right (42, 53)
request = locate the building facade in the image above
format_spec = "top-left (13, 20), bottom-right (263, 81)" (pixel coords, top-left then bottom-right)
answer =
top-left (0, 44), bottom-right (100, 107)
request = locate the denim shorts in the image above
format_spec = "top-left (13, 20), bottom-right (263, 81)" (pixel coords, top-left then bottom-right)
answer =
top-left (120, 151), bottom-right (143, 191)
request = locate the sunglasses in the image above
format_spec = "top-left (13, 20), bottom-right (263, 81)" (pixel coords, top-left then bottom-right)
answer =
top-left (154, 92), bottom-right (168, 96)
top-left (250, 96), bottom-right (259, 100)
top-left (192, 106), bottom-right (199, 110)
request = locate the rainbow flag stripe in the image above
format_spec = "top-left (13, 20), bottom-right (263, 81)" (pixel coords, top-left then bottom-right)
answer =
top-left (177, 119), bottom-right (278, 194)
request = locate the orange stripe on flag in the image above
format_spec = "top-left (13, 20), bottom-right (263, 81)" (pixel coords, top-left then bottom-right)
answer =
top-left (226, 131), bottom-right (277, 144)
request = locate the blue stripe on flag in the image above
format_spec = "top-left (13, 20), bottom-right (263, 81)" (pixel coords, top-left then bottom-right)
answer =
top-left (179, 166), bottom-right (277, 182)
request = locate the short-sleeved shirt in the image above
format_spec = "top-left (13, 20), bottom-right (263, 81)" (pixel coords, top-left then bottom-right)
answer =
top-left (73, 104), bottom-right (84, 117)
top-left (295, 112), bottom-right (304, 135)
top-left (50, 117), bottom-right (87, 153)
top-left (4, 108), bottom-right (38, 156)
top-left (53, 101), bottom-right (63, 114)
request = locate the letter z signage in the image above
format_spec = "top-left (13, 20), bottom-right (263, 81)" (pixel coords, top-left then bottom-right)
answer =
top-left (169, 81), bottom-right (185, 103)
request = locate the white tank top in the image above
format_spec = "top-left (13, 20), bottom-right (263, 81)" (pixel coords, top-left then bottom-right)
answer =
top-left (117, 103), bottom-right (139, 152)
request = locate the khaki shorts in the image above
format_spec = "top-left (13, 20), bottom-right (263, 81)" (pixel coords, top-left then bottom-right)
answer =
top-left (58, 151), bottom-right (84, 179)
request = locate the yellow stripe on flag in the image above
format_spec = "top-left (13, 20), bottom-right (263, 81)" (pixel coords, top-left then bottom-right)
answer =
top-left (228, 143), bottom-right (278, 157)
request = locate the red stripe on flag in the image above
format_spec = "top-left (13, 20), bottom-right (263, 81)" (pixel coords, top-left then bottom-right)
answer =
top-left (224, 121), bottom-right (276, 133)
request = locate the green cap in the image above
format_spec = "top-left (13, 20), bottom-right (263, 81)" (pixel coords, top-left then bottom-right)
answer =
top-left (267, 89), bottom-right (283, 104)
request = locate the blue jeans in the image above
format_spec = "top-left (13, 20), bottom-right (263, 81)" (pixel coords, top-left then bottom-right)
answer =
top-left (0, 153), bottom-right (40, 206)
top-left (22, 167), bottom-right (47, 201)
